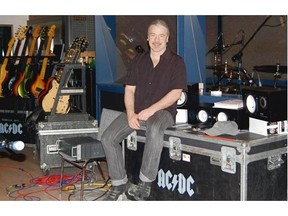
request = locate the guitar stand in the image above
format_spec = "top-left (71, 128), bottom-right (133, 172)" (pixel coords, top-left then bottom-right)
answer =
top-left (46, 63), bottom-right (88, 122)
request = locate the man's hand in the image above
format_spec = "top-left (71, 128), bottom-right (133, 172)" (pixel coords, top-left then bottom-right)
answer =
top-left (127, 112), bottom-right (141, 129)
top-left (137, 108), bottom-right (155, 121)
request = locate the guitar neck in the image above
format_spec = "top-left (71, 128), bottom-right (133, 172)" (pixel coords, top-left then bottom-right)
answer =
top-left (2, 38), bottom-right (15, 67)
top-left (18, 35), bottom-right (31, 66)
top-left (26, 37), bottom-right (38, 65)
top-left (10, 40), bottom-right (22, 65)
top-left (39, 37), bottom-right (53, 80)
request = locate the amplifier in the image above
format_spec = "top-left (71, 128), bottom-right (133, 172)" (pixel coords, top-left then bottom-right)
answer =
top-left (249, 117), bottom-right (288, 136)
top-left (242, 86), bottom-right (287, 122)
top-left (57, 136), bottom-right (105, 161)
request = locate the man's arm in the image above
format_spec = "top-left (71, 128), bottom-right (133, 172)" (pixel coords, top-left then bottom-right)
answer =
top-left (124, 85), bottom-right (140, 129)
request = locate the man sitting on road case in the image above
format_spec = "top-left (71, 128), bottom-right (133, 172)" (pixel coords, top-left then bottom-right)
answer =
top-left (101, 19), bottom-right (187, 201)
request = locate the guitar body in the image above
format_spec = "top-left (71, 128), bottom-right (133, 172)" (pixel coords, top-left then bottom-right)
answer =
top-left (40, 36), bottom-right (88, 114)
top-left (0, 69), bottom-right (9, 97)
top-left (0, 38), bottom-right (15, 97)
top-left (30, 74), bottom-right (46, 97)
top-left (17, 64), bottom-right (36, 97)
top-left (41, 79), bottom-right (70, 113)
top-left (12, 71), bottom-right (25, 96)
top-left (37, 76), bottom-right (53, 104)
top-left (4, 64), bottom-right (18, 95)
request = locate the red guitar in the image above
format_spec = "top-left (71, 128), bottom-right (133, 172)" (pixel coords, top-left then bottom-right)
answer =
top-left (0, 26), bottom-right (28, 97)
top-left (30, 24), bottom-right (56, 98)
top-left (39, 36), bottom-right (89, 114)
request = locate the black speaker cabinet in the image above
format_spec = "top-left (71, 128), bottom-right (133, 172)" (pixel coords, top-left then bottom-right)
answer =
top-left (188, 103), bottom-right (214, 127)
top-left (242, 86), bottom-right (287, 122)
top-left (177, 84), bottom-right (197, 109)
top-left (212, 107), bottom-right (249, 129)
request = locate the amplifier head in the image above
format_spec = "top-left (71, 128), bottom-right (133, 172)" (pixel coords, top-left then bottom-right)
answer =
top-left (242, 86), bottom-right (287, 122)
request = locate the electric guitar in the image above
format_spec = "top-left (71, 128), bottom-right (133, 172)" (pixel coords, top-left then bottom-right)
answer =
top-left (0, 26), bottom-right (28, 97)
top-left (40, 36), bottom-right (89, 114)
top-left (30, 24), bottom-right (56, 97)
top-left (9, 26), bottom-right (33, 96)
top-left (16, 25), bottom-right (43, 97)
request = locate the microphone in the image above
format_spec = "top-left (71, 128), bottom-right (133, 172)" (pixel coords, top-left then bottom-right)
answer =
top-left (1, 139), bottom-right (25, 151)
top-left (224, 39), bottom-right (243, 48)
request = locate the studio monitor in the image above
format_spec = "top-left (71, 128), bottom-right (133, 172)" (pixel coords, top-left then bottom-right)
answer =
top-left (242, 86), bottom-right (287, 122)
top-left (212, 107), bottom-right (249, 129)
top-left (188, 103), bottom-right (214, 127)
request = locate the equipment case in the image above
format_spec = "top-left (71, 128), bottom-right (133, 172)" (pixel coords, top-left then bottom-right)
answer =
top-left (36, 114), bottom-right (98, 174)
top-left (124, 128), bottom-right (287, 200)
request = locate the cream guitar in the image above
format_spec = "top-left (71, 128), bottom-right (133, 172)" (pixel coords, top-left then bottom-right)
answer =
top-left (40, 36), bottom-right (88, 114)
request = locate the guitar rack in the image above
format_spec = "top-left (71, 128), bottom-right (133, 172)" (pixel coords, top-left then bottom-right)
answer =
top-left (46, 63), bottom-right (89, 122)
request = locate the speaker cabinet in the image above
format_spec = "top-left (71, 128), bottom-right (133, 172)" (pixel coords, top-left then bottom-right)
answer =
top-left (188, 103), bottom-right (214, 127)
top-left (242, 86), bottom-right (287, 122)
top-left (212, 107), bottom-right (249, 129)
top-left (177, 83), bottom-right (204, 108)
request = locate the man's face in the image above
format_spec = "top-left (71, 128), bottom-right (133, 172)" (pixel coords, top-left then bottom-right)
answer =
top-left (147, 24), bottom-right (169, 53)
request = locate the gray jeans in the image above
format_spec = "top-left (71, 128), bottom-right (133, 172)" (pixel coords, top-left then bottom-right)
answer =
top-left (101, 110), bottom-right (174, 186)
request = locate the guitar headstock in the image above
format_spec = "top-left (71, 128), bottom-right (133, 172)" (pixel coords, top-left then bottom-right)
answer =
top-left (39, 26), bottom-right (49, 41)
top-left (48, 24), bottom-right (56, 38)
top-left (32, 25), bottom-right (42, 39)
top-left (63, 36), bottom-right (89, 63)
top-left (15, 26), bottom-right (29, 41)
top-left (26, 26), bottom-right (33, 37)
top-left (75, 36), bottom-right (89, 52)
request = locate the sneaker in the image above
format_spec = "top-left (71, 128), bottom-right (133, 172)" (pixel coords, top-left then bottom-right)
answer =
top-left (104, 183), bottom-right (128, 201)
top-left (126, 180), bottom-right (151, 201)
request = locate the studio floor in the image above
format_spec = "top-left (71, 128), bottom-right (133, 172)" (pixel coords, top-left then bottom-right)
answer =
top-left (0, 145), bottom-right (111, 201)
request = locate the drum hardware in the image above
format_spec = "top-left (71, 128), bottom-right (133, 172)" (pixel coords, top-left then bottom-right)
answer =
top-left (253, 65), bottom-right (287, 73)
top-left (231, 16), bottom-right (272, 89)
top-left (253, 64), bottom-right (287, 88)
top-left (207, 61), bottom-right (248, 94)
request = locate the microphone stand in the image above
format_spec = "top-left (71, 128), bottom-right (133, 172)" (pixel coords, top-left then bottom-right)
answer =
top-left (231, 16), bottom-right (272, 87)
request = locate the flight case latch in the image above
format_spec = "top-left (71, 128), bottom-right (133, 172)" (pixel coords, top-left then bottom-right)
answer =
top-left (169, 136), bottom-right (181, 161)
top-left (221, 146), bottom-right (236, 174)
top-left (267, 154), bottom-right (284, 170)
top-left (127, 131), bottom-right (137, 151)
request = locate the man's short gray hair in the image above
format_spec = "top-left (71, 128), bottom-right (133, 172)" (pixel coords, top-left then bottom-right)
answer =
top-left (148, 19), bottom-right (170, 36)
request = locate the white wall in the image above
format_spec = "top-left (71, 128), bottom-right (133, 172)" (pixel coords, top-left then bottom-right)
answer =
top-left (0, 15), bottom-right (29, 35)
top-left (0, 16), bottom-right (29, 55)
